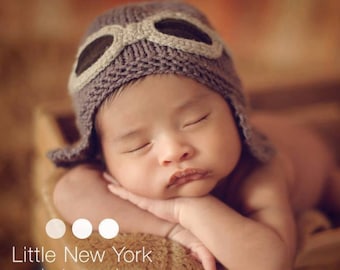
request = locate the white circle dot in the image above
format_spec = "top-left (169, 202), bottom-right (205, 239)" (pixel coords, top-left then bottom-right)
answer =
top-left (98, 218), bottom-right (120, 239)
top-left (72, 218), bottom-right (92, 239)
top-left (46, 218), bottom-right (66, 239)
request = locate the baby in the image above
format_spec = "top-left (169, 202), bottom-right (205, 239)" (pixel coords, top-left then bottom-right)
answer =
top-left (48, 2), bottom-right (340, 270)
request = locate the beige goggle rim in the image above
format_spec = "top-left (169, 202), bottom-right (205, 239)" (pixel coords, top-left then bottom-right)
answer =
top-left (69, 11), bottom-right (227, 94)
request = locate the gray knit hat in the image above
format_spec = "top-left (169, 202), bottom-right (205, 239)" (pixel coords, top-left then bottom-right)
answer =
top-left (48, 1), bottom-right (274, 167)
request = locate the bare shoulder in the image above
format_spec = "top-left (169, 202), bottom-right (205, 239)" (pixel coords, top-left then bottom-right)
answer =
top-left (55, 163), bottom-right (107, 195)
top-left (54, 164), bottom-right (105, 203)
top-left (58, 163), bottom-right (104, 181)
top-left (53, 163), bottom-right (109, 225)
top-left (239, 153), bottom-right (291, 215)
top-left (55, 162), bottom-right (108, 190)
top-left (250, 113), bottom-right (336, 211)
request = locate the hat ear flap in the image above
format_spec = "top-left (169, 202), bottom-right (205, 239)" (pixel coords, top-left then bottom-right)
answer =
top-left (154, 18), bottom-right (212, 45)
top-left (75, 35), bottom-right (114, 76)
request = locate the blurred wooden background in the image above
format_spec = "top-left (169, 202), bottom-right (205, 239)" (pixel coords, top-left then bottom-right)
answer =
top-left (0, 0), bottom-right (339, 269)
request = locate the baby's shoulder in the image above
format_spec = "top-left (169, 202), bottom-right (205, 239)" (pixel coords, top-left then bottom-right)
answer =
top-left (63, 163), bottom-right (105, 179)
top-left (55, 163), bottom-right (106, 198)
top-left (238, 153), bottom-right (292, 214)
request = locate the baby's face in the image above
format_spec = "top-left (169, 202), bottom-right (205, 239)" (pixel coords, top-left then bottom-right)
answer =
top-left (97, 74), bottom-right (242, 199)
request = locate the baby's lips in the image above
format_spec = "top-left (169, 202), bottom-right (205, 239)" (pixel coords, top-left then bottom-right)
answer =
top-left (168, 168), bottom-right (210, 187)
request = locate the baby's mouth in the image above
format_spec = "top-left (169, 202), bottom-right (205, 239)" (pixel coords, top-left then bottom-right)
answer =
top-left (167, 168), bottom-right (210, 188)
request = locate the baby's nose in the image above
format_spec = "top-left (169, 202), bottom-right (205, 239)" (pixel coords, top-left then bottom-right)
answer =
top-left (158, 136), bottom-right (195, 166)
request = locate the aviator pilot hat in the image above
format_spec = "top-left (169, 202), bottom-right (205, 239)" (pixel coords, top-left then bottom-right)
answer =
top-left (48, 1), bottom-right (274, 167)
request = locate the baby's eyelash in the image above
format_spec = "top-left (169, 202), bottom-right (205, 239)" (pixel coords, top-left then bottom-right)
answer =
top-left (185, 113), bottom-right (210, 127)
top-left (126, 143), bottom-right (150, 153)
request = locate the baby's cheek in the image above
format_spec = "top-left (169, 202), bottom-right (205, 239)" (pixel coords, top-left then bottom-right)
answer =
top-left (118, 165), bottom-right (148, 189)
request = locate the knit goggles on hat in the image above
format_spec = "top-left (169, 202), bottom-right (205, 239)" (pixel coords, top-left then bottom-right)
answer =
top-left (48, 1), bottom-right (274, 167)
top-left (70, 11), bottom-right (225, 94)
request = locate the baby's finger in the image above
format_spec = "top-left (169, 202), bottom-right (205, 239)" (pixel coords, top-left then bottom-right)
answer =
top-left (201, 256), bottom-right (216, 270)
top-left (102, 172), bottom-right (120, 185)
top-left (107, 184), bottom-right (133, 201)
top-left (108, 185), bottom-right (180, 222)
top-left (193, 247), bottom-right (216, 270)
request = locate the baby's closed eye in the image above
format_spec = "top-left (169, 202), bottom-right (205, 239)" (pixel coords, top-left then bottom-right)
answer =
top-left (183, 113), bottom-right (210, 128)
top-left (124, 142), bottom-right (151, 153)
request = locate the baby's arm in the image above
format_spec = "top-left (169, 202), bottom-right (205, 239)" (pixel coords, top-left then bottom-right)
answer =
top-left (109, 155), bottom-right (296, 270)
top-left (54, 164), bottom-right (215, 269)
top-left (53, 164), bottom-right (174, 235)
top-left (180, 157), bottom-right (295, 270)
top-left (179, 195), bottom-right (294, 269)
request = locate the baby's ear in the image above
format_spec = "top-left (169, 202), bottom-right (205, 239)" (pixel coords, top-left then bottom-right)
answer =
top-left (102, 171), bottom-right (120, 186)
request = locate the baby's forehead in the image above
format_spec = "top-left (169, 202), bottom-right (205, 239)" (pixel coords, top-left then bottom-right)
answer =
top-left (97, 74), bottom-right (215, 116)
top-left (96, 75), bottom-right (220, 139)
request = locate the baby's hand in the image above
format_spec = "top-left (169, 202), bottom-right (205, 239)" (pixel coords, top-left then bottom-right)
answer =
top-left (108, 184), bottom-right (216, 270)
top-left (107, 183), bottom-right (182, 223)
top-left (168, 224), bottom-right (216, 270)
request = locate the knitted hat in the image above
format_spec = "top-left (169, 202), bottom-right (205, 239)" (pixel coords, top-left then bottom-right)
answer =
top-left (48, 1), bottom-right (274, 167)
